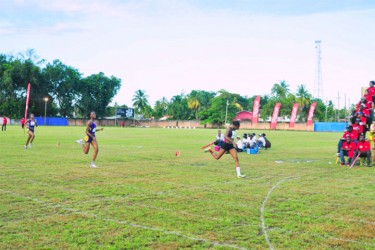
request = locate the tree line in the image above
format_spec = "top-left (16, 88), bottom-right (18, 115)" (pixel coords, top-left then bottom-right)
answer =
top-left (131, 81), bottom-right (343, 124)
top-left (1, 51), bottom-right (346, 123)
top-left (0, 50), bottom-right (121, 119)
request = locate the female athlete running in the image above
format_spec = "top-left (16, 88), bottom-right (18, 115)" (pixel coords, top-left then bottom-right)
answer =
top-left (24, 114), bottom-right (38, 149)
top-left (208, 120), bottom-right (246, 178)
top-left (76, 111), bottom-right (103, 168)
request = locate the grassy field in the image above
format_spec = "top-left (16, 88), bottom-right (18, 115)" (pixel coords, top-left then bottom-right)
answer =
top-left (0, 125), bottom-right (374, 249)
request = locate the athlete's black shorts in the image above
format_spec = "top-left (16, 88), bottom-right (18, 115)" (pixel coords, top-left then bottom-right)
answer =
top-left (221, 142), bottom-right (234, 152)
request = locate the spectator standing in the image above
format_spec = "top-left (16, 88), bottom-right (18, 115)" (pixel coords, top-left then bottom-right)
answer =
top-left (2, 115), bottom-right (7, 131)
top-left (21, 117), bottom-right (26, 129)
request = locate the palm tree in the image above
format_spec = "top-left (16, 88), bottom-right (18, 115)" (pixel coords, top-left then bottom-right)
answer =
top-left (271, 80), bottom-right (290, 99)
top-left (160, 97), bottom-right (168, 115)
top-left (232, 97), bottom-right (243, 111)
top-left (132, 90), bottom-right (150, 116)
top-left (296, 85), bottom-right (311, 107)
top-left (296, 84), bottom-right (312, 120)
top-left (188, 97), bottom-right (200, 119)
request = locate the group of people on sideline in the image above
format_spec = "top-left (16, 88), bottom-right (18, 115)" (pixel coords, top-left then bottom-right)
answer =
top-left (1, 116), bottom-right (26, 130)
top-left (337, 81), bottom-right (375, 167)
top-left (214, 129), bottom-right (271, 153)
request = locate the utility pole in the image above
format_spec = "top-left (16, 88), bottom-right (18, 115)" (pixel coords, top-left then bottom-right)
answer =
top-left (325, 98), bottom-right (328, 122)
top-left (43, 97), bottom-right (48, 126)
top-left (114, 103), bottom-right (117, 127)
top-left (225, 100), bottom-right (229, 125)
top-left (314, 41), bottom-right (323, 99)
top-left (344, 93), bottom-right (347, 122)
top-left (337, 92), bottom-right (340, 122)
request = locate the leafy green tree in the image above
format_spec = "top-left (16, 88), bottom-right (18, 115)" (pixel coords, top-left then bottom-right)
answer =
top-left (312, 98), bottom-right (326, 122)
top-left (0, 56), bottom-right (54, 117)
top-left (200, 90), bottom-right (244, 124)
top-left (78, 73), bottom-right (121, 118)
top-left (0, 52), bottom-right (122, 119)
top-left (167, 94), bottom-right (190, 120)
top-left (260, 98), bottom-right (277, 121)
top-left (190, 90), bottom-right (216, 120)
top-left (43, 60), bottom-right (81, 117)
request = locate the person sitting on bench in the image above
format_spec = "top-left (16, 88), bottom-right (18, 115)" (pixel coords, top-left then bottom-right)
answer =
top-left (353, 134), bottom-right (372, 167)
top-left (340, 135), bottom-right (356, 166)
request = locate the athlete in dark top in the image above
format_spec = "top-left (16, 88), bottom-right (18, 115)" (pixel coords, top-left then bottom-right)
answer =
top-left (208, 120), bottom-right (246, 178)
top-left (76, 111), bottom-right (103, 168)
top-left (24, 113), bottom-right (38, 149)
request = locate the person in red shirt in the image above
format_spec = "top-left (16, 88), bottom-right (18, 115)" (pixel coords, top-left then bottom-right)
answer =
top-left (363, 90), bottom-right (374, 108)
top-left (21, 117), bottom-right (26, 129)
top-left (2, 115), bottom-right (7, 131)
top-left (352, 118), bottom-right (364, 136)
top-left (352, 105), bottom-right (368, 124)
top-left (353, 134), bottom-right (372, 167)
top-left (337, 126), bottom-right (357, 156)
top-left (340, 136), bottom-right (357, 166)
top-left (366, 81), bottom-right (375, 102)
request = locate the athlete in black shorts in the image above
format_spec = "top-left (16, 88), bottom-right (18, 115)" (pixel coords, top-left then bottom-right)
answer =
top-left (208, 120), bottom-right (246, 178)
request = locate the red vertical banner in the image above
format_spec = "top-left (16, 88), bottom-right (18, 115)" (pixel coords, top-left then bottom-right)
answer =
top-left (306, 102), bottom-right (317, 126)
top-left (270, 103), bottom-right (281, 129)
top-left (289, 103), bottom-right (299, 128)
top-left (252, 95), bottom-right (261, 124)
top-left (24, 83), bottom-right (31, 120)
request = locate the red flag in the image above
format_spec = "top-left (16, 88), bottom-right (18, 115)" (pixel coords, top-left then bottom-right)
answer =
top-left (289, 103), bottom-right (299, 128)
top-left (306, 102), bottom-right (317, 126)
top-left (24, 83), bottom-right (31, 120)
top-left (270, 103), bottom-right (281, 129)
top-left (252, 95), bottom-right (261, 124)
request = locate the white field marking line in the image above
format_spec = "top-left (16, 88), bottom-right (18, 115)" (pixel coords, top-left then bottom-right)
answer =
top-left (3, 214), bottom-right (71, 224)
top-left (69, 197), bottom-right (224, 222)
top-left (7, 178), bottom-right (259, 213)
top-left (0, 189), bottom-right (247, 250)
top-left (271, 227), bottom-right (375, 247)
top-left (260, 177), bottom-right (298, 250)
top-left (10, 178), bottom-right (166, 200)
top-left (269, 210), bottom-right (375, 226)
top-left (269, 198), bottom-right (375, 210)
top-left (10, 177), bottom-right (264, 210)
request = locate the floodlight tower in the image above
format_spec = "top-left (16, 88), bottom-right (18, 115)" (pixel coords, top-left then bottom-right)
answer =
top-left (314, 40), bottom-right (323, 99)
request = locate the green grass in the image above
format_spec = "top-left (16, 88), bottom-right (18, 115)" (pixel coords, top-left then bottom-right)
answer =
top-left (0, 126), bottom-right (374, 249)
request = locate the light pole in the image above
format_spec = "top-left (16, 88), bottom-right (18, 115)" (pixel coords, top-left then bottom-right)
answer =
top-left (43, 97), bottom-right (48, 126)
top-left (224, 100), bottom-right (229, 125)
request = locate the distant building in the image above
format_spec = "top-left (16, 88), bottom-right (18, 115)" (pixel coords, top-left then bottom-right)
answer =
top-left (235, 111), bottom-right (253, 121)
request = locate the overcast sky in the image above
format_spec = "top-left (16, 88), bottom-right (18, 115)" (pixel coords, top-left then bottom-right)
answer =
top-left (1, 0), bottom-right (374, 108)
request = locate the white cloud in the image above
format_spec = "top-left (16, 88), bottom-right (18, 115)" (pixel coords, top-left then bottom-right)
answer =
top-left (1, 0), bottom-right (374, 108)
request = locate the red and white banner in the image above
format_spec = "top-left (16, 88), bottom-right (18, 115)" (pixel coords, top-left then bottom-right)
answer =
top-left (24, 83), bottom-right (31, 120)
top-left (252, 95), bottom-right (261, 124)
top-left (270, 103), bottom-right (281, 129)
top-left (289, 103), bottom-right (299, 128)
top-left (306, 102), bottom-right (317, 126)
